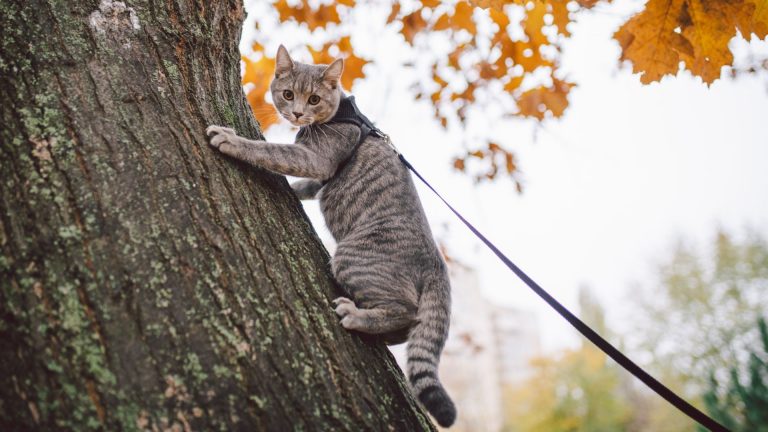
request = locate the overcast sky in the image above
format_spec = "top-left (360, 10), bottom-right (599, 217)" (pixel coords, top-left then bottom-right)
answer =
top-left (244, 0), bottom-right (768, 351)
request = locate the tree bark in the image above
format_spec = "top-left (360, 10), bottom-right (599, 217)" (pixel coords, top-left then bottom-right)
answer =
top-left (0, 1), bottom-right (434, 431)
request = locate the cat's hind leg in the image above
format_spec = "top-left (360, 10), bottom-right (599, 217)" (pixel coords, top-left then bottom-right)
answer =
top-left (333, 297), bottom-right (417, 334)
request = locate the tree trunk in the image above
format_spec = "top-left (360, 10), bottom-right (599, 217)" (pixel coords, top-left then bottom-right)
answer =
top-left (0, 1), bottom-right (434, 431)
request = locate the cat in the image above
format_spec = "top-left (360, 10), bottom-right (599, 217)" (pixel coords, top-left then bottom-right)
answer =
top-left (206, 45), bottom-right (456, 427)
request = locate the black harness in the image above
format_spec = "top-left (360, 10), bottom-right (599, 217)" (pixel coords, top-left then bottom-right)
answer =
top-left (297, 96), bottom-right (386, 185)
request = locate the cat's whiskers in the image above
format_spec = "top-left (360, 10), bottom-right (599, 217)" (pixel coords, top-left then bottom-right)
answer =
top-left (316, 124), bottom-right (331, 142)
top-left (324, 123), bottom-right (345, 139)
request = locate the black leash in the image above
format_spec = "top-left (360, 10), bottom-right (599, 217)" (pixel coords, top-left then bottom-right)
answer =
top-left (395, 151), bottom-right (729, 432)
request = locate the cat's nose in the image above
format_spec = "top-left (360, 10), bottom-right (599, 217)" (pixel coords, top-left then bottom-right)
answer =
top-left (293, 112), bottom-right (303, 119)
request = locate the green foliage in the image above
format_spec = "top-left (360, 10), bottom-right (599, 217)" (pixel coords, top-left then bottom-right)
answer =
top-left (627, 229), bottom-right (768, 431)
top-left (699, 317), bottom-right (768, 432)
top-left (633, 229), bottom-right (768, 391)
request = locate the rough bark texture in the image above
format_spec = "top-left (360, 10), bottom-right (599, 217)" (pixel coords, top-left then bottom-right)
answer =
top-left (0, 1), bottom-right (435, 431)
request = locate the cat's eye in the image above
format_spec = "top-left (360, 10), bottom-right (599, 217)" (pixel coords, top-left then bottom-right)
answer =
top-left (283, 90), bottom-right (294, 100)
top-left (308, 94), bottom-right (321, 105)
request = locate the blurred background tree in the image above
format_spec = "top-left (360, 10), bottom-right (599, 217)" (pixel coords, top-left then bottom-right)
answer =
top-left (631, 229), bottom-right (768, 431)
top-left (500, 231), bottom-right (768, 431)
top-left (502, 287), bottom-right (635, 432)
top-left (631, 230), bottom-right (768, 391)
top-left (700, 317), bottom-right (768, 432)
top-left (241, 0), bottom-right (768, 185)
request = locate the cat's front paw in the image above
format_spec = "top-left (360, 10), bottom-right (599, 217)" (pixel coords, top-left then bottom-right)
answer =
top-left (206, 125), bottom-right (239, 151)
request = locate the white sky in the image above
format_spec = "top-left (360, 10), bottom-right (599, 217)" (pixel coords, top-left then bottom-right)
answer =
top-left (243, 0), bottom-right (768, 351)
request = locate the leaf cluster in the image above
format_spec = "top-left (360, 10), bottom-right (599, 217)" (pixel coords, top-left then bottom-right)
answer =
top-left (242, 0), bottom-right (767, 184)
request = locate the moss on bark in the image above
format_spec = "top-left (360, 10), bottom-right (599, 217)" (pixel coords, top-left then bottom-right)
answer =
top-left (0, 1), bottom-right (434, 430)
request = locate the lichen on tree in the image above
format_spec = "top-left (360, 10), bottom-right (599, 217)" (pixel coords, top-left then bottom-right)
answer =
top-left (0, 1), bottom-right (434, 430)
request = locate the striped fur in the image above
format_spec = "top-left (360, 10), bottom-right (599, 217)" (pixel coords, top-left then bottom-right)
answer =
top-left (207, 46), bottom-right (456, 427)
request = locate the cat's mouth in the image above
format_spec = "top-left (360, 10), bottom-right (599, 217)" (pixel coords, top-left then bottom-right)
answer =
top-left (283, 112), bottom-right (314, 127)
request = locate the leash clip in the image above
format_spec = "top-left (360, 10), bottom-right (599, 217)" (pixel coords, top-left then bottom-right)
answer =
top-left (383, 134), bottom-right (400, 155)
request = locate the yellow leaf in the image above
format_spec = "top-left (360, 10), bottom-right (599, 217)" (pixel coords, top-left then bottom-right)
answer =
top-left (432, 2), bottom-right (477, 33)
top-left (490, 7), bottom-right (510, 29)
top-left (308, 39), bottom-right (369, 89)
top-left (504, 75), bottom-right (524, 92)
top-left (614, 0), bottom-right (756, 85)
top-left (337, 35), bottom-right (353, 53)
top-left (550, 0), bottom-right (571, 36)
top-left (387, 3), bottom-right (401, 24)
top-left (469, 0), bottom-right (520, 10)
top-left (524, 0), bottom-right (549, 47)
top-left (740, 0), bottom-right (768, 38)
top-left (453, 1), bottom-right (477, 33)
top-left (575, 0), bottom-right (599, 8)
top-left (401, 9), bottom-right (428, 44)
top-left (275, 0), bottom-right (340, 31)
top-left (433, 13), bottom-right (451, 31)
top-left (242, 55), bottom-right (279, 130)
top-left (448, 44), bottom-right (466, 69)
top-left (341, 53), bottom-right (369, 90)
top-left (433, 70), bottom-right (448, 88)
top-left (517, 79), bottom-right (573, 120)
top-left (614, 0), bottom-right (692, 84)
top-left (307, 44), bottom-right (334, 65)
top-left (505, 152), bottom-right (516, 174)
top-left (680, 0), bottom-right (750, 84)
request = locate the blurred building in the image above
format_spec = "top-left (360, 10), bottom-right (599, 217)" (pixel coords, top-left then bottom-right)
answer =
top-left (491, 304), bottom-right (541, 386)
top-left (439, 263), bottom-right (504, 432)
top-left (389, 262), bottom-right (541, 431)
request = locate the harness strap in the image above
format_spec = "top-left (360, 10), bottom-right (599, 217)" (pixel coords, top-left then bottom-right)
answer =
top-left (318, 96), bottom-right (385, 185)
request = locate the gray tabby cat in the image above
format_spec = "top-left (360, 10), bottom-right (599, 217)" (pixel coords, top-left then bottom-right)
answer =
top-left (206, 45), bottom-right (456, 427)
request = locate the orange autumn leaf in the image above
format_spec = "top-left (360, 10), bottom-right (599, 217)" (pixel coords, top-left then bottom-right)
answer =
top-left (433, 1), bottom-right (477, 34)
top-left (517, 79), bottom-right (574, 120)
top-left (523, 0), bottom-right (549, 47)
top-left (680, 0), bottom-right (751, 84)
top-left (400, 9), bottom-right (429, 44)
top-left (550, 0), bottom-right (572, 36)
top-left (504, 75), bottom-right (524, 92)
top-left (490, 7), bottom-right (510, 31)
top-left (275, 0), bottom-right (340, 31)
top-left (469, 0), bottom-right (524, 10)
top-left (615, 0), bottom-right (764, 85)
top-left (244, 0), bottom-right (766, 185)
top-left (739, 0), bottom-right (768, 39)
top-left (614, 0), bottom-right (691, 84)
top-left (242, 55), bottom-right (279, 130)
top-left (308, 39), bottom-right (370, 90)
top-left (387, 3), bottom-right (401, 24)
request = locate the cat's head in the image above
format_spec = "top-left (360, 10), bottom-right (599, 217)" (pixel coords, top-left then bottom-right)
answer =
top-left (270, 45), bottom-right (343, 127)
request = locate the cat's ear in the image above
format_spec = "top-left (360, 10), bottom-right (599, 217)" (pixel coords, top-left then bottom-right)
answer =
top-left (321, 58), bottom-right (344, 88)
top-left (275, 44), bottom-right (294, 77)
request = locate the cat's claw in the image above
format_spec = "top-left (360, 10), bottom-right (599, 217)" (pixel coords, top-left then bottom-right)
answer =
top-left (333, 297), bottom-right (357, 317)
top-left (333, 297), bottom-right (363, 330)
top-left (332, 297), bottom-right (354, 306)
top-left (206, 125), bottom-right (236, 136)
top-left (206, 125), bottom-right (238, 150)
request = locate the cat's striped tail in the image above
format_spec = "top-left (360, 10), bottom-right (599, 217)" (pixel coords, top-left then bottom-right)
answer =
top-left (406, 274), bottom-right (456, 427)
